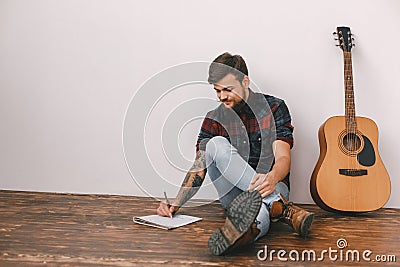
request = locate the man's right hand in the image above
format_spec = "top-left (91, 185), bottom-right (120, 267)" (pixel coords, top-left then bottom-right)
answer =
top-left (157, 201), bottom-right (180, 217)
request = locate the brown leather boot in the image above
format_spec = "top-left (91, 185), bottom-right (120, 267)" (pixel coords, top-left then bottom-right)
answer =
top-left (208, 190), bottom-right (262, 255)
top-left (270, 193), bottom-right (314, 237)
top-left (230, 221), bottom-right (260, 248)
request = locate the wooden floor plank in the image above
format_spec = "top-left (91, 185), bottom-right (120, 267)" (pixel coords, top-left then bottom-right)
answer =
top-left (0, 190), bottom-right (398, 266)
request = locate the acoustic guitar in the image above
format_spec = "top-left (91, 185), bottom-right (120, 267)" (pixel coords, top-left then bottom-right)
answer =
top-left (310, 26), bottom-right (391, 212)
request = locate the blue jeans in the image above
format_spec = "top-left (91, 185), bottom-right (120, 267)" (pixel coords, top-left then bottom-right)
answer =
top-left (205, 136), bottom-right (289, 240)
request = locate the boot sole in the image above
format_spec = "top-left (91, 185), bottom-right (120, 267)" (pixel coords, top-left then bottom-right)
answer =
top-left (208, 190), bottom-right (262, 255)
top-left (299, 212), bottom-right (314, 237)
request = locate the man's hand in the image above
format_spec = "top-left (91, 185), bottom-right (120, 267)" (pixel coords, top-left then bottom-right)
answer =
top-left (157, 201), bottom-right (180, 218)
top-left (248, 172), bottom-right (278, 198)
top-left (248, 140), bottom-right (291, 198)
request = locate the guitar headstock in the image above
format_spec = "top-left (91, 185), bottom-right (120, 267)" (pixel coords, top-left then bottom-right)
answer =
top-left (334, 26), bottom-right (354, 52)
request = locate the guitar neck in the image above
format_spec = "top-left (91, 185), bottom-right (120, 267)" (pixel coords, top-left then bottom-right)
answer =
top-left (343, 51), bottom-right (357, 132)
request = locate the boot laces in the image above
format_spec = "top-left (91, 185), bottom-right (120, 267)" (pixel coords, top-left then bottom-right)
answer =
top-left (283, 202), bottom-right (296, 223)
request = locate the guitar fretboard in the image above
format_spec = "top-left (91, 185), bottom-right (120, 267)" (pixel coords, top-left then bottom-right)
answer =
top-left (343, 51), bottom-right (357, 133)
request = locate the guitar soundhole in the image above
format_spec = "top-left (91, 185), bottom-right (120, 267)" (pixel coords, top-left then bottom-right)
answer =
top-left (343, 133), bottom-right (361, 152)
top-left (338, 130), bottom-right (364, 156)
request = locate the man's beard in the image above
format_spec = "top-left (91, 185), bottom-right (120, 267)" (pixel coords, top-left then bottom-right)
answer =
top-left (232, 99), bottom-right (246, 113)
top-left (224, 86), bottom-right (248, 113)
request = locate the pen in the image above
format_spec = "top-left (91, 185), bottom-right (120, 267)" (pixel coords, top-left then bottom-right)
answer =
top-left (163, 191), bottom-right (173, 219)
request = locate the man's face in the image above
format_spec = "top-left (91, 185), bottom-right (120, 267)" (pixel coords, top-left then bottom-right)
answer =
top-left (213, 73), bottom-right (249, 109)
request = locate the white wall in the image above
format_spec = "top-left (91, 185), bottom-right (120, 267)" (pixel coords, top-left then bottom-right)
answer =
top-left (0, 0), bottom-right (399, 207)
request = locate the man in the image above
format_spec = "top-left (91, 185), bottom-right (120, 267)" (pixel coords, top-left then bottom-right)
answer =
top-left (157, 52), bottom-right (314, 255)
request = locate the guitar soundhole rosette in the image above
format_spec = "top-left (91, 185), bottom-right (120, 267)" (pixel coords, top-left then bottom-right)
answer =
top-left (338, 130), bottom-right (364, 156)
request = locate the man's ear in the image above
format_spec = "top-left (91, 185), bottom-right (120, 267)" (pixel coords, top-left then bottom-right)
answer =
top-left (242, 75), bottom-right (250, 89)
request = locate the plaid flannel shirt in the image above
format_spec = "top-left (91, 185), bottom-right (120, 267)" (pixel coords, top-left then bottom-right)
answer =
top-left (196, 89), bottom-right (294, 188)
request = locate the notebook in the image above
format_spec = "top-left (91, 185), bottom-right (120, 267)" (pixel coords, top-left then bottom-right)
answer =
top-left (133, 214), bottom-right (202, 230)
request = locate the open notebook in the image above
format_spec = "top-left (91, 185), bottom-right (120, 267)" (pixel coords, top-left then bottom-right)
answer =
top-left (133, 214), bottom-right (202, 230)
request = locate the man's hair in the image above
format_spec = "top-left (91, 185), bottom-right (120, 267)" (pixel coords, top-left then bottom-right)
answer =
top-left (208, 52), bottom-right (248, 84)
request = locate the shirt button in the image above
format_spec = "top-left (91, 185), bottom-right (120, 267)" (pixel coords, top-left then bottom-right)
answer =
top-left (243, 141), bottom-right (247, 144)
top-left (242, 125), bottom-right (245, 129)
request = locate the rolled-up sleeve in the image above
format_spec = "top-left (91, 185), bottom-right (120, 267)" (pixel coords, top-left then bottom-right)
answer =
top-left (196, 115), bottom-right (217, 152)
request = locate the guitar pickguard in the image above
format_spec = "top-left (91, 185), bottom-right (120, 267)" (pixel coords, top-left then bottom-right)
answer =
top-left (357, 135), bottom-right (376, 166)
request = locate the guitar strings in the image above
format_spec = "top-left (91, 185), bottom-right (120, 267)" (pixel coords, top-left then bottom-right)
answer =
top-left (344, 51), bottom-right (357, 209)
top-left (344, 52), bottom-right (358, 171)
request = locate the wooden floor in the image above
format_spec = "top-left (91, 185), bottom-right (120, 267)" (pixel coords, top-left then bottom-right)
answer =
top-left (0, 190), bottom-right (398, 266)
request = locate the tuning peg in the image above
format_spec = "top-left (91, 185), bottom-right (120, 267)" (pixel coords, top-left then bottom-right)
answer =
top-left (333, 31), bottom-right (338, 35)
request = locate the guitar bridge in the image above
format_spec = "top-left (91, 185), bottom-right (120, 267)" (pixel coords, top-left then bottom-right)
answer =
top-left (339, 169), bottom-right (368, 176)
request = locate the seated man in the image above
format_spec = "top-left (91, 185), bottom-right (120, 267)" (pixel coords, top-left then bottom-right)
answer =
top-left (157, 52), bottom-right (314, 255)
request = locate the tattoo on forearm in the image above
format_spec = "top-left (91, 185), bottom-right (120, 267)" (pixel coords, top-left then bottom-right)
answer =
top-left (193, 174), bottom-right (203, 187)
top-left (177, 187), bottom-right (199, 207)
top-left (190, 150), bottom-right (206, 172)
top-left (176, 150), bottom-right (207, 206)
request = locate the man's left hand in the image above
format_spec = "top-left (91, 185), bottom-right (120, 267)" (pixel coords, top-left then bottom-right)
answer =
top-left (248, 172), bottom-right (278, 198)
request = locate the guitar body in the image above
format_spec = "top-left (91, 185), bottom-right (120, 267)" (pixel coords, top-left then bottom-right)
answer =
top-left (311, 26), bottom-right (391, 212)
top-left (311, 116), bottom-right (391, 212)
